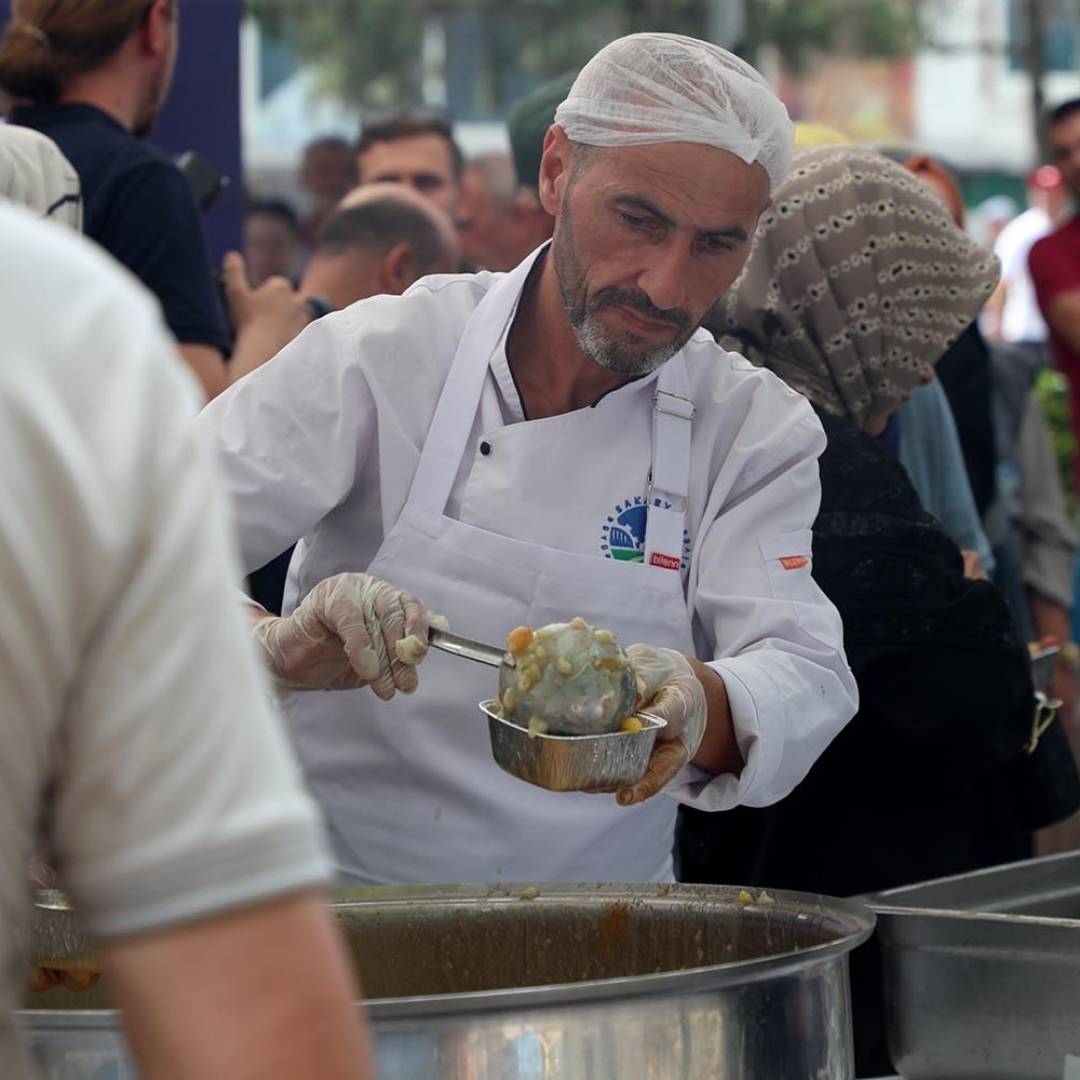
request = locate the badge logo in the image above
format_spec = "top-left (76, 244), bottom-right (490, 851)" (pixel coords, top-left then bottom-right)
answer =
top-left (601, 497), bottom-right (692, 565)
top-left (779, 555), bottom-right (809, 571)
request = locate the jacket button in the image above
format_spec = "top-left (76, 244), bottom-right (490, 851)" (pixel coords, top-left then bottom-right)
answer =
top-left (480, 440), bottom-right (492, 456)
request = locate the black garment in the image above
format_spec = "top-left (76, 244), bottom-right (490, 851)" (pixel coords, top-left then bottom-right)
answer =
top-left (10, 103), bottom-right (229, 354)
top-left (248, 547), bottom-right (294, 616)
top-left (677, 406), bottom-right (1079, 1075)
top-left (680, 407), bottom-right (1041, 894)
top-left (936, 323), bottom-right (997, 518)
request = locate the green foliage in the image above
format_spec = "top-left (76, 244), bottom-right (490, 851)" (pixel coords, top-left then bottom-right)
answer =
top-left (755, 0), bottom-right (925, 73)
top-left (1033, 368), bottom-right (1079, 521)
top-left (244, 0), bottom-right (927, 111)
top-left (247, 0), bottom-right (426, 108)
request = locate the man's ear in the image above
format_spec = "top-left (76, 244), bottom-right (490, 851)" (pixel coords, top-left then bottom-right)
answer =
top-left (141, 0), bottom-right (174, 58)
top-left (382, 242), bottom-right (418, 294)
top-left (538, 125), bottom-right (572, 217)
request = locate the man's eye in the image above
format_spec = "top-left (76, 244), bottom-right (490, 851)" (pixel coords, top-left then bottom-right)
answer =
top-left (620, 212), bottom-right (649, 229)
top-left (702, 236), bottom-right (735, 254)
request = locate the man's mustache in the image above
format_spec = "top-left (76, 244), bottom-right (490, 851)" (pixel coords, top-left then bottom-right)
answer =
top-left (589, 287), bottom-right (691, 330)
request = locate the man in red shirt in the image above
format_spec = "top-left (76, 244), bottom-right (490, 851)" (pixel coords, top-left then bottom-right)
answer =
top-left (1030, 98), bottom-right (1080, 487)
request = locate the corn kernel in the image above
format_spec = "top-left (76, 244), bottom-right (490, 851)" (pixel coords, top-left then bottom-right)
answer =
top-left (594, 628), bottom-right (616, 645)
top-left (506, 626), bottom-right (534, 654)
top-left (527, 717), bottom-right (549, 739)
top-left (620, 717), bottom-right (644, 733)
top-left (570, 616), bottom-right (587, 630)
top-left (556, 656), bottom-right (573, 676)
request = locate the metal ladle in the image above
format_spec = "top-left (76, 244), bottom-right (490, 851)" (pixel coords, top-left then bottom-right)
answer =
top-left (428, 627), bottom-right (636, 736)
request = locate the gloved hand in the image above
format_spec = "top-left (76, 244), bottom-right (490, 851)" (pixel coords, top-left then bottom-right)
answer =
top-left (253, 572), bottom-right (431, 699)
top-left (617, 644), bottom-right (708, 806)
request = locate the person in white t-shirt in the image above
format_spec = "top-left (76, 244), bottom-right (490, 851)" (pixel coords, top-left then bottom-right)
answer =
top-left (988, 166), bottom-right (1070, 350)
top-left (0, 203), bottom-right (373, 1080)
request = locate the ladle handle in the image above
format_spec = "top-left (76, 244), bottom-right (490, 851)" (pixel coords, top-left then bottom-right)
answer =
top-left (428, 628), bottom-right (510, 668)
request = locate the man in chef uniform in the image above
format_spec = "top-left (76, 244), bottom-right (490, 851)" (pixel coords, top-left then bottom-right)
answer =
top-left (199, 33), bottom-right (858, 885)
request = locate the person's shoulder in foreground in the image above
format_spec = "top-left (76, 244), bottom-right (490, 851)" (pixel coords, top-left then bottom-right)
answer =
top-left (0, 203), bottom-right (373, 1079)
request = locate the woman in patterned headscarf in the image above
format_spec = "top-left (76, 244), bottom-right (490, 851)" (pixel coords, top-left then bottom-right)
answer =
top-left (717, 144), bottom-right (998, 430)
top-left (681, 145), bottom-right (1080, 1075)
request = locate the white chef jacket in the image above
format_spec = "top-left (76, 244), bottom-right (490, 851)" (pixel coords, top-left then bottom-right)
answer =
top-left (199, 262), bottom-right (857, 873)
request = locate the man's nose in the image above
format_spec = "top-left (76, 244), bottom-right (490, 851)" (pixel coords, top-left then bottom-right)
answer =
top-left (637, 239), bottom-right (691, 312)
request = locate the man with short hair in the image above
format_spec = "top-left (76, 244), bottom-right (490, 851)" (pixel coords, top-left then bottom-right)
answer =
top-left (200, 34), bottom-right (856, 888)
top-left (0, 0), bottom-right (235, 399)
top-left (301, 182), bottom-right (459, 313)
top-left (1030, 98), bottom-right (1080, 487)
top-left (244, 197), bottom-right (303, 287)
top-left (456, 153), bottom-right (554, 272)
top-left (0, 202), bottom-right (374, 1080)
top-left (298, 135), bottom-right (356, 248)
top-left (244, 184), bottom-right (460, 615)
top-left (355, 114), bottom-right (462, 215)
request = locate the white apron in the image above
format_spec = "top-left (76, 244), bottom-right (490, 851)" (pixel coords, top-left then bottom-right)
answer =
top-left (285, 250), bottom-right (698, 884)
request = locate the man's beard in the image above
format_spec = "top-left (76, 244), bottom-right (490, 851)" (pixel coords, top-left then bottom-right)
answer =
top-left (133, 68), bottom-right (166, 137)
top-left (553, 204), bottom-right (696, 377)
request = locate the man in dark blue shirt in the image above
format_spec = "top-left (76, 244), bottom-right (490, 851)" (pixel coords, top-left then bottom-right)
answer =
top-left (0, 0), bottom-right (233, 398)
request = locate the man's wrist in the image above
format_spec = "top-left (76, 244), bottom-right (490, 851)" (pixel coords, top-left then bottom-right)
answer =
top-left (687, 657), bottom-right (744, 776)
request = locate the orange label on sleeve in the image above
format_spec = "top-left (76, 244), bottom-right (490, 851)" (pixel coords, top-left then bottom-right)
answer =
top-left (779, 555), bottom-right (809, 571)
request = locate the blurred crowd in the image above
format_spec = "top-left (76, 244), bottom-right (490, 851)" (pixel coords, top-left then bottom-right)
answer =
top-left (5, 4), bottom-right (1080, 1079)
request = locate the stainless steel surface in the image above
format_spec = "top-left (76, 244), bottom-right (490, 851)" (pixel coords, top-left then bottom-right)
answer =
top-left (20, 882), bottom-right (875, 1079)
top-left (867, 851), bottom-right (1080, 1079)
top-left (428, 627), bottom-right (510, 669)
top-left (481, 699), bottom-right (664, 790)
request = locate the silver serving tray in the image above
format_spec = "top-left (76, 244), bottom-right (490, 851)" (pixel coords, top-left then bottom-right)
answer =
top-left (867, 851), bottom-right (1080, 1079)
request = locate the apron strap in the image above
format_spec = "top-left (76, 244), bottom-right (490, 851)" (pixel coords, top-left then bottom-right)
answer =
top-left (644, 359), bottom-right (694, 573)
top-left (405, 246), bottom-right (547, 516)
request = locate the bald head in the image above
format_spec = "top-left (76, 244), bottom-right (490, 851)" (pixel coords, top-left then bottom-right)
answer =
top-left (301, 183), bottom-right (460, 310)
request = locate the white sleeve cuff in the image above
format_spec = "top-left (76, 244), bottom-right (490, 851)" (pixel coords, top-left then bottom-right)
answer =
top-left (664, 654), bottom-right (785, 812)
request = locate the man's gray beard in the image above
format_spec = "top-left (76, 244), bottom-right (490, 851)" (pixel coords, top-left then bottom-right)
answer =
top-left (570, 311), bottom-right (681, 376)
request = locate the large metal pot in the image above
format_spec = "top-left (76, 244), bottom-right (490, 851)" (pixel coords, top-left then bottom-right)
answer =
top-left (19, 882), bottom-right (874, 1079)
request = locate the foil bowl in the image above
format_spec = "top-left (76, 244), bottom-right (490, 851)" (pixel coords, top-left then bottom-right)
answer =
top-left (480, 700), bottom-right (666, 792)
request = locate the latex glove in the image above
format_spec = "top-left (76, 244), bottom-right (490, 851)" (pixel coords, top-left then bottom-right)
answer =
top-left (617, 644), bottom-right (708, 807)
top-left (253, 572), bottom-right (430, 698)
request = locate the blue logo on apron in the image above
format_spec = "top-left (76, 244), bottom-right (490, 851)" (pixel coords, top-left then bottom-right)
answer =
top-left (601, 498), bottom-right (691, 564)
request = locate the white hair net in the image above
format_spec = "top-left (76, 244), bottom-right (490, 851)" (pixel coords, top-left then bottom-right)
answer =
top-left (553, 33), bottom-right (793, 194)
